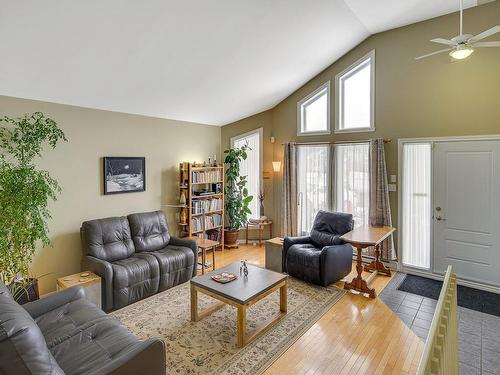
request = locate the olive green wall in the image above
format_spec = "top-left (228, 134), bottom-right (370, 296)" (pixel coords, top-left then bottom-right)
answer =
top-left (221, 1), bottom-right (500, 240)
top-left (0, 95), bottom-right (221, 294)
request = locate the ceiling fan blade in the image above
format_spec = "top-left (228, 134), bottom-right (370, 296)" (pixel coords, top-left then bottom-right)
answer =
top-left (473, 41), bottom-right (500, 47)
top-left (415, 48), bottom-right (452, 60)
top-left (468, 26), bottom-right (500, 43)
top-left (430, 38), bottom-right (457, 46)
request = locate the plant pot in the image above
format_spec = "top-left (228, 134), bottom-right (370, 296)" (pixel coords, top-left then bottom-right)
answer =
top-left (224, 229), bottom-right (240, 248)
top-left (13, 278), bottom-right (40, 305)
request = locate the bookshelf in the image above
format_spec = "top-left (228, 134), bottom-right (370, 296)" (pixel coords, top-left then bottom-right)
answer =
top-left (178, 162), bottom-right (224, 249)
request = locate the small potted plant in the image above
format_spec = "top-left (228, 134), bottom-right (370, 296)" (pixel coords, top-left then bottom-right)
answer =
top-left (0, 112), bottom-right (66, 303)
top-left (223, 145), bottom-right (253, 247)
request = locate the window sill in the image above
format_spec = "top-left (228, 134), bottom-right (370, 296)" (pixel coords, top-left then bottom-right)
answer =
top-left (334, 127), bottom-right (375, 134)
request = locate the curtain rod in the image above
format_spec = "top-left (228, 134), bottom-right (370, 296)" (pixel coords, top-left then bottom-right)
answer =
top-left (280, 138), bottom-right (392, 146)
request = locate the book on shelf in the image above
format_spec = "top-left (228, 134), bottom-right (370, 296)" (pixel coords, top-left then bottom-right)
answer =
top-left (192, 198), bottom-right (222, 214)
top-left (192, 169), bottom-right (222, 183)
top-left (190, 213), bottom-right (222, 233)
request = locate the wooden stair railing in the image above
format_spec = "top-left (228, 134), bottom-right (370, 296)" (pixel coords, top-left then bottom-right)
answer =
top-left (416, 265), bottom-right (459, 375)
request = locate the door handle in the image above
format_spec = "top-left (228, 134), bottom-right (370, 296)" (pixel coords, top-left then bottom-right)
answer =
top-left (435, 216), bottom-right (446, 221)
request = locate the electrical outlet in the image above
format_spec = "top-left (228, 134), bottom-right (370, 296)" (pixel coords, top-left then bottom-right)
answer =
top-left (388, 183), bottom-right (397, 192)
top-left (390, 175), bottom-right (397, 183)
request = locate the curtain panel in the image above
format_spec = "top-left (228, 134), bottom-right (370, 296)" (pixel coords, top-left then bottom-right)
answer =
top-left (369, 138), bottom-right (395, 260)
top-left (281, 143), bottom-right (298, 237)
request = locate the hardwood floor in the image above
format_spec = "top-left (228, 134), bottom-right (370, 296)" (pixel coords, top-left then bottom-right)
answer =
top-left (198, 244), bottom-right (424, 375)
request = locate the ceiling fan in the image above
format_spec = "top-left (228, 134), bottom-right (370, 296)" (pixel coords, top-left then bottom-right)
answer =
top-left (415, 0), bottom-right (500, 60)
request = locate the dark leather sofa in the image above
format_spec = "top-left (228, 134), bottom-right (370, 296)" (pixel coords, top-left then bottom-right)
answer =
top-left (81, 210), bottom-right (197, 311)
top-left (0, 280), bottom-right (165, 375)
top-left (283, 210), bottom-right (354, 286)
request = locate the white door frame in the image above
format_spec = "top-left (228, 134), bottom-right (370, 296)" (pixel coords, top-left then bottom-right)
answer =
top-left (398, 134), bottom-right (500, 293)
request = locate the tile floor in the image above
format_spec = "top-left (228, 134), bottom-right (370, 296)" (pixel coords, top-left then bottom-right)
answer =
top-left (379, 273), bottom-right (500, 375)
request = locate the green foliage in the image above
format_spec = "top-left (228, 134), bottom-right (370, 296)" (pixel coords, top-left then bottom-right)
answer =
top-left (0, 112), bottom-right (67, 285)
top-left (224, 145), bottom-right (253, 231)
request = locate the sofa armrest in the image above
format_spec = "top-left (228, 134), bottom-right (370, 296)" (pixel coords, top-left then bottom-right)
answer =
top-left (23, 286), bottom-right (85, 319)
top-left (283, 236), bottom-right (311, 273)
top-left (83, 255), bottom-right (114, 311)
top-left (320, 244), bottom-right (353, 286)
top-left (93, 339), bottom-right (166, 375)
top-left (169, 237), bottom-right (199, 277)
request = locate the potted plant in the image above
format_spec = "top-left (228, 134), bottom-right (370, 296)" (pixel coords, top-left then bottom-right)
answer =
top-left (0, 112), bottom-right (66, 303)
top-left (223, 145), bottom-right (253, 247)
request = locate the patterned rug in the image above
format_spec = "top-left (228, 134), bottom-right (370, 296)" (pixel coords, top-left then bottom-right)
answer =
top-left (111, 277), bottom-right (346, 375)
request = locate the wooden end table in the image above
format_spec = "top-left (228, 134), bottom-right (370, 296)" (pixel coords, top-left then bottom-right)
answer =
top-left (57, 271), bottom-right (101, 308)
top-left (265, 237), bottom-right (284, 273)
top-left (245, 220), bottom-right (273, 246)
top-left (187, 236), bottom-right (219, 275)
top-left (341, 225), bottom-right (395, 299)
top-left (190, 263), bottom-right (288, 347)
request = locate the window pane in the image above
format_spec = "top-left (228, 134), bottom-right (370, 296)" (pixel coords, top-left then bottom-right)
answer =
top-left (402, 143), bottom-right (431, 269)
top-left (303, 91), bottom-right (327, 132)
top-left (341, 60), bottom-right (371, 129)
top-left (297, 145), bottom-right (330, 235)
top-left (232, 131), bottom-right (260, 220)
top-left (334, 143), bottom-right (370, 227)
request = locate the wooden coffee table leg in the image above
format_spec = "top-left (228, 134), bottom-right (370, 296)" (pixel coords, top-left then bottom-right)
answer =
top-left (190, 284), bottom-right (199, 321)
top-left (212, 246), bottom-right (216, 271)
top-left (344, 245), bottom-right (377, 298)
top-left (280, 280), bottom-right (288, 313)
top-left (237, 304), bottom-right (247, 348)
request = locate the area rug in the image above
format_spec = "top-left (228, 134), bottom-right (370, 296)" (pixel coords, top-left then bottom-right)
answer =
top-left (111, 277), bottom-right (345, 374)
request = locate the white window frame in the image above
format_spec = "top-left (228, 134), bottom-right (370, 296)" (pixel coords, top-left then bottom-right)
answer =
top-left (335, 50), bottom-right (375, 134)
top-left (297, 81), bottom-right (331, 136)
top-left (230, 128), bottom-right (263, 219)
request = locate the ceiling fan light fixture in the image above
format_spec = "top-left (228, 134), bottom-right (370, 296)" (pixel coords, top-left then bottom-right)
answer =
top-left (449, 45), bottom-right (474, 59)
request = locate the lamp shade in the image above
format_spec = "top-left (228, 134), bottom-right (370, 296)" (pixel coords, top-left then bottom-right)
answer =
top-left (272, 161), bottom-right (281, 172)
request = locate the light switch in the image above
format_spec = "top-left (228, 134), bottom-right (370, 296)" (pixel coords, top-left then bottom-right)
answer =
top-left (388, 184), bottom-right (397, 192)
top-left (390, 175), bottom-right (397, 183)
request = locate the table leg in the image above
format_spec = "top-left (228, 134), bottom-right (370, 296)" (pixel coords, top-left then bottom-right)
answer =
top-left (190, 284), bottom-right (198, 321)
top-left (237, 304), bottom-right (247, 348)
top-left (201, 248), bottom-right (206, 275)
top-left (344, 245), bottom-right (376, 298)
top-left (212, 246), bottom-right (216, 271)
top-left (246, 224), bottom-right (249, 245)
top-left (270, 222), bottom-right (273, 239)
top-left (280, 280), bottom-right (288, 313)
top-left (364, 244), bottom-right (391, 277)
top-left (259, 225), bottom-right (262, 247)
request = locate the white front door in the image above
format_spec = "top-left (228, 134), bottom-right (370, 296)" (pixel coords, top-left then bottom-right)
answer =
top-left (433, 140), bottom-right (500, 286)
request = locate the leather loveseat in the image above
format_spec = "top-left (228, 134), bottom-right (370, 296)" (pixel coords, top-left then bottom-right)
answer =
top-left (81, 210), bottom-right (197, 311)
top-left (0, 280), bottom-right (165, 375)
top-left (283, 210), bottom-right (354, 286)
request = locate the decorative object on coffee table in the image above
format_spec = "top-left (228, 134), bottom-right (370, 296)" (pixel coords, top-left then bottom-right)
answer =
top-left (103, 156), bottom-right (145, 194)
top-left (265, 237), bottom-right (284, 273)
top-left (341, 225), bottom-right (395, 298)
top-left (57, 271), bottom-right (101, 308)
top-left (190, 262), bottom-right (288, 348)
top-left (211, 272), bottom-right (238, 283)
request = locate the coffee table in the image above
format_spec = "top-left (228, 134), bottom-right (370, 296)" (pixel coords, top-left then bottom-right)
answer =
top-left (190, 262), bottom-right (288, 347)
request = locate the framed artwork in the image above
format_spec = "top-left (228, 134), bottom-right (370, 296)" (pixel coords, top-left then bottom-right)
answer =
top-left (103, 157), bottom-right (146, 194)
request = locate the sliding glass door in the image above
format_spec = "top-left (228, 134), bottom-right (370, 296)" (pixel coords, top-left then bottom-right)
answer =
top-left (401, 143), bottom-right (432, 269)
top-left (297, 145), bottom-right (330, 235)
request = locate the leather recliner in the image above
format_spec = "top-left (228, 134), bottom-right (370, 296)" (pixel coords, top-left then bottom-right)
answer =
top-left (0, 279), bottom-right (166, 375)
top-left (283, 210), bottom-right (354, 287)
top-left (81, 210), bottom-right (197, 311)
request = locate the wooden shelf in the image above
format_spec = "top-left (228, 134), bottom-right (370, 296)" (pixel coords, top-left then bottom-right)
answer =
top-left (191, 166), bottom-right (223, 171)
top-left (192, 193), bottom-right (223, 199)
top-left (192, 210), bottom-right (223, 217)
top-left (191, 181), bottom-right (224, 185)
top-left (191, 225), bottom-right (223, 234)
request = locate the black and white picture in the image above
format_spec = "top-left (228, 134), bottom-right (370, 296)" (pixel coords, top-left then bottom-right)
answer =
top-left (103, 157), bottom-right (145, 194)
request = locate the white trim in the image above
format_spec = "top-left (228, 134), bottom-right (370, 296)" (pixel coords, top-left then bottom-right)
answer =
top-left (297, 81), bottom-right (331, 136)
top-left (335, 49), bottom-right (375, 134)
top-left (230, 128), bottom-right (264, 218)
top-left (398, 134), bottom-right (500, 291)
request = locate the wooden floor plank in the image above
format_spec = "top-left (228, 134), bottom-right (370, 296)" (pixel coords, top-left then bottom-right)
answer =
top-left (200, 244), bottom-right (424, 375)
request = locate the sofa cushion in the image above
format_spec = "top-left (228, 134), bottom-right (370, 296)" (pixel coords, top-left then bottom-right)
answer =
top-left (112, 253), bottom-right (160, 309)
top-left (34, 297), bottom-right (109, 348)
top-left (285, 243), bottom-right (322, 285)
top-left (310, 211), bottom-right (353, 248)
top-left (128, 211), bottom-right (171, 252)
top-left (50, 318), bottom-right (139, 375)
top-left (151, 245), bottom-right (196, 290)
top-left (81, 216), bottom-right (135, 262)
top-left (0, 294), bottom-right (65, 375)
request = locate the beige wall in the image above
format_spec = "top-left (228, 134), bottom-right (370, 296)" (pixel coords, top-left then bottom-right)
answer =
top-left (0, 95), bottom-right (221, 294)
top-left (222, 1), bottom-right (500, 240)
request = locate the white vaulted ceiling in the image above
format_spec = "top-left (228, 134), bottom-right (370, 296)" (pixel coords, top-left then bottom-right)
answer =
top-left (0, 0), bottom-right (488, 125)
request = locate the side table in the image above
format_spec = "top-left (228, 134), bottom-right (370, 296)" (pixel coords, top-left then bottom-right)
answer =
top-left (245, 220), bottom-right (273, 246)
top-left (187, 236), bottom-right (219, 275)
top-left (265, 237), bottom-right (284, 273)
top-left (57, 271), bottom-right (101, 308)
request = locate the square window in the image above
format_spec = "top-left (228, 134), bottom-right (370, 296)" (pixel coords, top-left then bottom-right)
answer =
top-left (297, 82), bottom-right (330, 136)
top-left (335, 50), bottom-right (375, 133)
